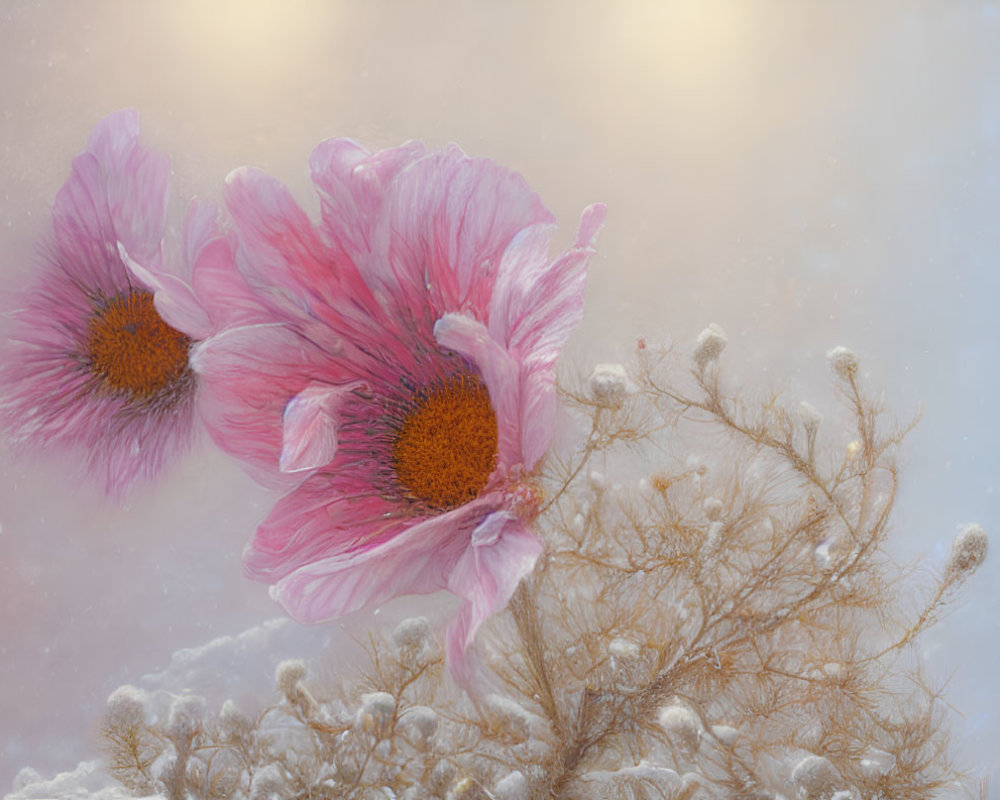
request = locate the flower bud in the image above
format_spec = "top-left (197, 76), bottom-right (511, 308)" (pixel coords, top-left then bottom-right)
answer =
top-left (826, 346), bottom-right (858, 380)
top-left (945, 523), bottom-right (988, 580)
top-left (694, 324), bottom-right (727, 368)
top-left (587, 363), bottom-right (633, 407)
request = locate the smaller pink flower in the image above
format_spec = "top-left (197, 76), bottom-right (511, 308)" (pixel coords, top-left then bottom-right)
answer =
top-left (0, 110), bottom-right (249, 499)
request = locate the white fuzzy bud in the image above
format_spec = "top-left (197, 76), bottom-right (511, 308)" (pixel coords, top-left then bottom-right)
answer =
top-left (485, 694), bottom-right (534, 743)
top-left (106, 685), bottom-right (147, 727)
top-left (791, 755), bottom-right (841, 800)
top-left (275, 658), bottom-right (317, 715)
top-left (826, 346), bottom-right (858, 380)
top-left (703, 497), bottom-right (724, 521)
top-left (167, 694), bottom-right (206, 743)
top-left (658, 703), bottom-right (701, 756)
top-left (493, 771), bottom-right (529, 800)
top-left (249, 763), bottom-right (284, 800)
top-left (587, 363), bottom-right (633, 407)
top-left (609, 637), bottom-right (640, 660)
top-left (392, 616), bottom-right (437, 665)
top-left (945, 523), bottom-right (988, 580)
top-left (711, 724), bottom-right (738, 747)
top-left (399, 705), bottom-right (438, 748)
top-left (448, 777), bottom-right (491, 800)
top-left (275, 659), bottom-right (307, 695)
top-left (358, 691), bottom-right (396, 738)
top-left (219, 699), bottom-right (252, 738)
top-left (694, 323), bottom-right (727, 368)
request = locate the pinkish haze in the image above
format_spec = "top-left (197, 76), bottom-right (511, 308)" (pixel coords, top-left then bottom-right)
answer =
top-left (1, 0), bottom-right (997, 791)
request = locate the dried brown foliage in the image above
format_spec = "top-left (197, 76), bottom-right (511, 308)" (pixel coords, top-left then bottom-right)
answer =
top-left (102, 341), bottom-right (986, 800)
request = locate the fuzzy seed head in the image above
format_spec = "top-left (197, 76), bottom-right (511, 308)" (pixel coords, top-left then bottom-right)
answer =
top-left (167, 694), bottom-right (205, 743)
top-left (587, 363), bottom-right (633, 407)
top-left (609, 637), bottom-right (640, 660)
top-left (399, 705), bottom-right (438, 747)
top-left (249, 763), bottom-right (284, 800)
top-left (826, 346), bottom-right (858, 380)
top-left (946, 523), bottom-right (988, 580)
top-left (694, 323), bottom-right (727, 368)
top-left (658, 703), bottom-right (701, 755)
top-left (106, 684), bottom-right (147, 727)
top-left (703, 497), bottom-right (724, 521)
top-left (358, 691), bottom-right (396, 737)
top-left (275, 659), bottom-right (308, 695)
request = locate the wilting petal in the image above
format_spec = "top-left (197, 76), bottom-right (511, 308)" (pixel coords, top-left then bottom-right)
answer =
top-left (445, 512), bottom-right (543, 683)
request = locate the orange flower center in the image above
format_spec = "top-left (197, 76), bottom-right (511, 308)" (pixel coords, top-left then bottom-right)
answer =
top-left (86, 290), bottom-right (191, 399)
top-left (391, 373), bottom-right (498, 510)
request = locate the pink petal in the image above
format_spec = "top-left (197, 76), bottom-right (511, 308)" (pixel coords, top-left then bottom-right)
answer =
top-left (385, 146), bottom-right (555, 320)
top-left (224, 166), bottom-right (334, 315)
top-left (433, 312), bottom-right (522, 468)
top-left (185, 201), bottom-right (269, 332)
top-left (445, 512), bottom-right (543, 684)
top-left (279, 381), bottom-right (364, 473)
top-left (518, 367), bottom-right (557, 471)
top-left (310, 138), bottom-right (426, 259)
top-left (192, 323), bottom-right (336, 487)
top-left (119, 241), bottom-right (212, 340)
top-left (92, 108), bottom-right (171, 267)
top-left (245, 473), bottom-right (396, 582)
top-left (48, 111), bottom-right (170, 295)
top-left (490, 203), bottom-right (607, 364)
top-left (270, 502), bottom-right (489, 623)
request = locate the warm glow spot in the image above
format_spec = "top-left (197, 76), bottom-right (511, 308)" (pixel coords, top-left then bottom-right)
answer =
top-left (86, 291), bottom-right (191, 399)
top-left (392, 374), bottom-right (498, 510)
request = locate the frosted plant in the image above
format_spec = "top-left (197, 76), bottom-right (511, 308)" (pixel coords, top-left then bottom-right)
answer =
top-left (98, 337), bottom-right (988, 800)
top-left (587, 363), bottom-right (633, 408)
top-left (825, 345), bottom-right (859, 380)
top-left (945, 523), bottom-right (989, 581)
top-left (693, 322), bottom-right (728, 369)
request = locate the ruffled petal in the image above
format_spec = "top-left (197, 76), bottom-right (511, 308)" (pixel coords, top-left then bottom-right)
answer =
top-left (433, 312), bottom-right (522, 468)
top-left (445, 512), bottom-right (543, 684)
top-left (224, 166), bottom-right (335, 317)
top-left (490, 203), bottom-right (606, 363)
top-left (184, 201), bottom-right (271, 332)
top-left (269, 502), bottom-right (489, 623)
top-left (310, 138), bottom-right (426, 260)
top-left (244, 472), bottom-right (398, 581)
top-left (119, 240), bottom-right (212, 340)
top-left (192, 323), bottom-right (338, 487)
top-left (48, 110), bottom-right (170, 295)
top-left (280, 381), bottom-right (364, 473)
top-left (384, 146), bottom-right (555, 322)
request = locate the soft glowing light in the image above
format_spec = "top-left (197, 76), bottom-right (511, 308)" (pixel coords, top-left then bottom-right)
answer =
top-left (163, 0), bottom-right (336, 95)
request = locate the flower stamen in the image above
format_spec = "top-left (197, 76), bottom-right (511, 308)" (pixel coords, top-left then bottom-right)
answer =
top-left (391, 373), bottom-right (498, 509)
top-left (86, 290), bottom-right (191, 399)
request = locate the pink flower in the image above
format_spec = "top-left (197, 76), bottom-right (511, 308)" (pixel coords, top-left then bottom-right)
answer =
top-left (194, 140), bottom-right (605, 678)
top-left (0, 110), bottom-right (245, 499)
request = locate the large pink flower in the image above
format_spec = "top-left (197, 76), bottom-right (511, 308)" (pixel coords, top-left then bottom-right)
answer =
top-left (0, 110), bottom-right (248, 499)
top-left (194, 140), bottom-right (605, 677)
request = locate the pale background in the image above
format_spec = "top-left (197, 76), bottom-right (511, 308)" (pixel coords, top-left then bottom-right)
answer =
top-left (1, 0), bottom-right (997, 793)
